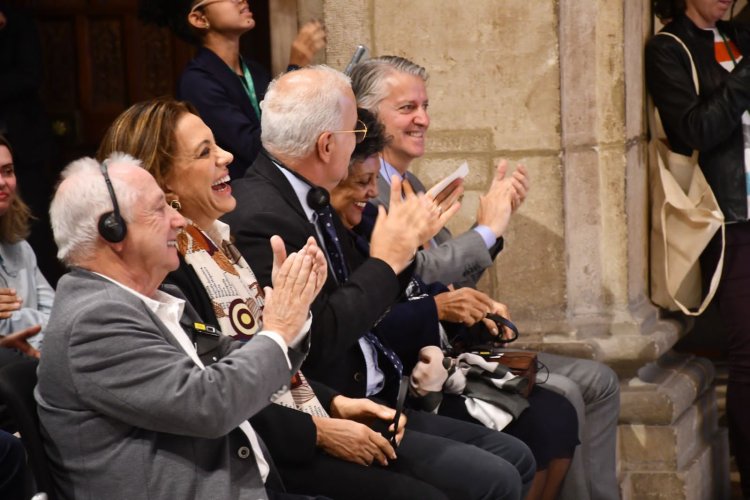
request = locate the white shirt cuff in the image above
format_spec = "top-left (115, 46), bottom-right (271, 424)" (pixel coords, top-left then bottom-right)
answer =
top-left (257, 312), bottom-right (312, 369)
top-left (473, 225), bottom-right (498, 249)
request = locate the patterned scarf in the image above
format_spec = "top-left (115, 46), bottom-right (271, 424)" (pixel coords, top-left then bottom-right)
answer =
top-left (177, 220), bottom-right (328, 417)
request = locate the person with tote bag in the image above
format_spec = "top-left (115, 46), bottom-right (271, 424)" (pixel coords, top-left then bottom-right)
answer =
top-left (646, 0), bottom-right (750, 495)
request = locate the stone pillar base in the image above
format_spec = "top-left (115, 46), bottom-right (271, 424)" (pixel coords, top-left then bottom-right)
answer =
top-left (619, 352), bottom-right (730, 500)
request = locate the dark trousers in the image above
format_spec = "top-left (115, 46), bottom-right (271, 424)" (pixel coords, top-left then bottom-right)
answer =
top-left (279, 410), bottom-right (535, 500)
top-left (438, 386), bottom-right (579, 470)
top-left (0, 347), bottom-right (35, 433)
top-left (702, 221), bottom-right (750, 497)
top-left (0, 430), bottom-right (25, 500)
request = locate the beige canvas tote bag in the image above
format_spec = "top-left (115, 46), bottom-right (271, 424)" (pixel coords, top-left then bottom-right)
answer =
top-left (649, 32), bottom-right (725, 316)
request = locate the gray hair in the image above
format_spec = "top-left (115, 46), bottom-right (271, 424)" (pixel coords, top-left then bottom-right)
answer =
top-left (261, 65), bottom-right (352, 160)
top-left (350, 56), bottom-right (429, 114)
top-left (50, 153), bottom-right (141, 266)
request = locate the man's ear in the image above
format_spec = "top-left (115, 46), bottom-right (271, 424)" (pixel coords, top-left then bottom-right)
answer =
top-left (187, 10), bottom-right (210, 31)
top-left (100, 236), bottom-right (126, 255)
top-left (316, 132), bottom-right (334, 163)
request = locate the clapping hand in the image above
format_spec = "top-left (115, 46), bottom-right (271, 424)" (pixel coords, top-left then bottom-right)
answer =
top-left (263, 235), bottom-right (319, 345)
top-left (404, 178), bottom-right (462, 244)
top-left (370, 175), bottom-right (437, 274)
top-left (477, 160), bottom-right (530, 238)
top-left (289, 20), bottom-right (326, 67)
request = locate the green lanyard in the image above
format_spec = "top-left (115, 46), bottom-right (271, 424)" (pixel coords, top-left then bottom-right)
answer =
top-left (719, 31), bottom-right (740, 67)
top-left (239, 59), bottom-right (261, 119)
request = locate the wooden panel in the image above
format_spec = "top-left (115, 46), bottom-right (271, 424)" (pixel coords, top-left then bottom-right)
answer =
top-left (127, 20), bottom-right (175, 101)
top-left (6, 0), bottom-right (267, 152)
top-left (37, 19), bottom-right (77, 111)
top-left (89, 17), bottom-right (126, 108)
top-left (88, 0), bottom-right (135, 10)
top-left (31, 0), bottom-right (86, 10)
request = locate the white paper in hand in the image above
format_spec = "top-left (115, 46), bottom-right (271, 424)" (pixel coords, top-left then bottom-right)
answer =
top-left (426, 161), bottom-right (469, 199)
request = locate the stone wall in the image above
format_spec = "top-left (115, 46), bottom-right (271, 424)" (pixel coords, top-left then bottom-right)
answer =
top-left (317, 0), bottom-right (672, 358)
top-left (278, 0), bottom-right (730, 497)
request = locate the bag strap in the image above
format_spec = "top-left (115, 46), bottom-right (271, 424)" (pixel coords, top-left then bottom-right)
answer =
top-left (650, 32), bottom-right (700, 142)
top-left (387, 376), bottom-right (409, 449)
top-left (485, 313), bottom-right (519, 344)
top-left (660, 209), bottom-right (725, 316)
top-left (655, 32), bottom-right (699, 94)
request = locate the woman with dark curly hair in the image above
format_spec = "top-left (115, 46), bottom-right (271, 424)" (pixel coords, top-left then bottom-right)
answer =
top-left (646, 0), bottom-right (750, 494)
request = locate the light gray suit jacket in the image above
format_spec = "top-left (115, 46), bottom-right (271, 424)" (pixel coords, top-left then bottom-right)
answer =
top-left (35, 269), bottom-right (306, 500)
top-left (374, 173), bottom-right (498, 287)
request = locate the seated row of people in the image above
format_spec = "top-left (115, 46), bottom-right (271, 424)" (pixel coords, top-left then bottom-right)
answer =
top-left (31, 60), bottom-right (620, 500)
top-left (93, 96), bottom-right (532, 500)
top-left (0, 3), bottom-right (615, 500)
top-left (350, 57), bottom-right (621, 500)
top-left (137, 2), bottom-right (620, 496)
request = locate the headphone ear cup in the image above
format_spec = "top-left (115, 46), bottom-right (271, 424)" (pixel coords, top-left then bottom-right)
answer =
top-left (98, 211), bottom-right (127, 243)
top-left (307, 186), bottom-right (330, 211)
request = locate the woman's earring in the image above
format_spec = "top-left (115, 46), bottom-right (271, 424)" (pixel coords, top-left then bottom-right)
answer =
top-left (170, 199), bottom-right (182, 211)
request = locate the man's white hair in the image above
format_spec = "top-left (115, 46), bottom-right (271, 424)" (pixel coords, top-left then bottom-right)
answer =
top-left (50, 153), bottom-right (141, 266)
top-left (261, 65), bottom-right (352, 160)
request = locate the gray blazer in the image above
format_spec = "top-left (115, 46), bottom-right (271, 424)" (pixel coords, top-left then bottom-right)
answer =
top-left (375, 172), bottom-right (497, 287)
top-left (35, 269), bottom-right (307, 500)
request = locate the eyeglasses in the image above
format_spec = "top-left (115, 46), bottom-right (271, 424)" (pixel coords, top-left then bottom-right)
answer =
top-left (330, 120), bottom-right (368, 144)
top-left (190, 0), bottom-right (244, 13)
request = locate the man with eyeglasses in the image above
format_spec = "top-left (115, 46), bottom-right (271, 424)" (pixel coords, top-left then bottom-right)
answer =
top-left (224, 65), bottom-right (536, 500)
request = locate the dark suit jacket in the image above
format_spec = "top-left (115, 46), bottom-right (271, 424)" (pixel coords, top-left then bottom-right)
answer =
top-left (222, 152), bottom-right (414, 399)
top-left (164, 258), bottom-right (338, 466)
top-left (177, 48), bottom-right (270, 179)
top-left (344, 225), bottom-right (445, 376)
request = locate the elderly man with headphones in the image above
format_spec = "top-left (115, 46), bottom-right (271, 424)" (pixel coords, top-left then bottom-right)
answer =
top-left (34, 154), bottom-right (326, 500)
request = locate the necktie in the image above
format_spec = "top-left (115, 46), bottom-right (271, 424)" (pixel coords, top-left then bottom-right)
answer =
top-left (316, 207), bottom-right (403, 376)
top-left (363, 331), bottom-right (403, 376)
top-left (316, 206), bottom-right (349, 284)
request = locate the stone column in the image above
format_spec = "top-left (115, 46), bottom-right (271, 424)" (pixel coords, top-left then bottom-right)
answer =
top-left (316, 0), bottom-right (728, 497)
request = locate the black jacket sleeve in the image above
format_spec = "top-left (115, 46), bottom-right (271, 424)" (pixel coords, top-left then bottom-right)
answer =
top-left (230, 207), bottom-right (410, 369)
top-left (645, 29), bottom-right (750, 155)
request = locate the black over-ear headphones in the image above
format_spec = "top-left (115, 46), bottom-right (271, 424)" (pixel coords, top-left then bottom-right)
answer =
top-left (98, 160), bottom-right (127, 243)
top-left (263, 150), bottom-right (330, 210)
top-left (306, 185), bottom-right (330, 211)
